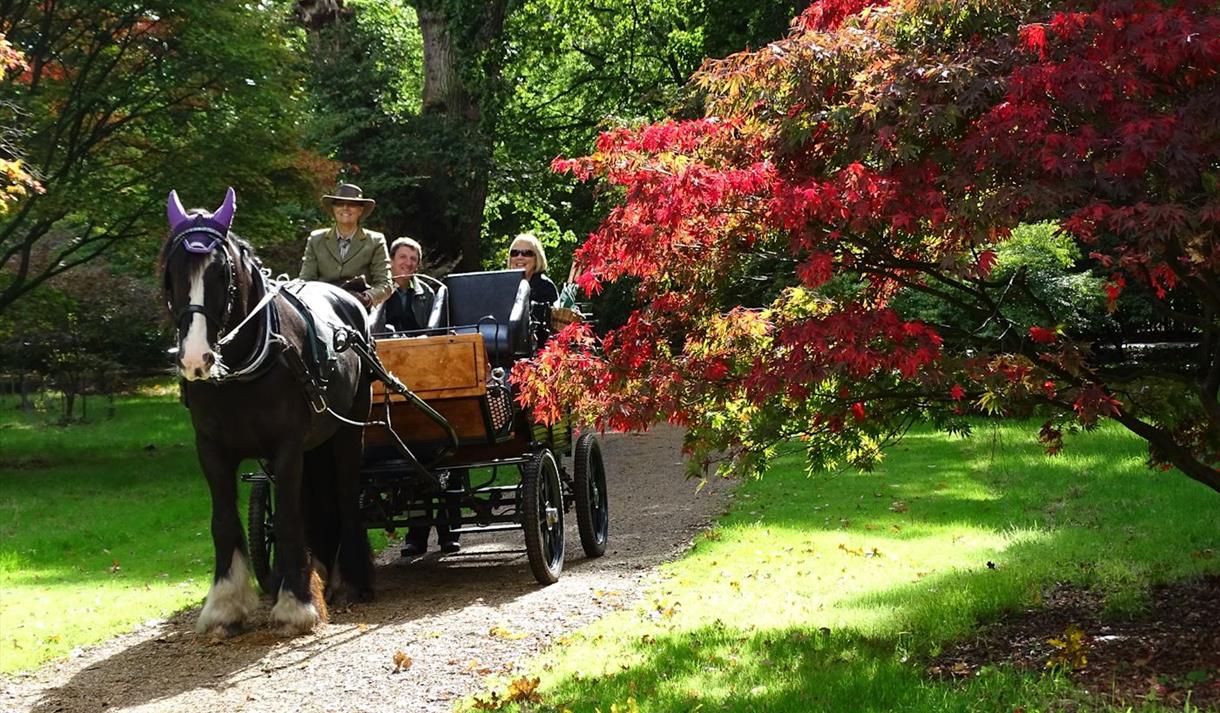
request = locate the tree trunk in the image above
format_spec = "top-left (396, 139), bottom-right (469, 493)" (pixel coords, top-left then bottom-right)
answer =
top-left (410, 0), bottom-right (507, 272)
top-left (294, 0), bottom-right (509, 272)
top-left (18, 372), bottom-right (32, 412)
top-left (61, 391), bottom-right (74, 425)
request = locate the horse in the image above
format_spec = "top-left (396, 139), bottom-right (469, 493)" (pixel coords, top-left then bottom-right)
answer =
top-left (160, 187), bottom-right (375, 636)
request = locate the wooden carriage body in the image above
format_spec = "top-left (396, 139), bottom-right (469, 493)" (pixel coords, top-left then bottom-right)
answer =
top-left (245, 269), bottom-right (605, 587)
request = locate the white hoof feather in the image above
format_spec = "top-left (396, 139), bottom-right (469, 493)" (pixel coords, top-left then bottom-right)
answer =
top-left (196, 550), bottom-right (257, 635)
top-left (271, 588), bottom-right (321, 635)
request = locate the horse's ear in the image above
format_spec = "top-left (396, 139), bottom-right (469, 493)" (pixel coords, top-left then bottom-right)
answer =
top-left (213, 187), bottom-right (236, 233)
top-left (167, 190), bottom-right (190, 233)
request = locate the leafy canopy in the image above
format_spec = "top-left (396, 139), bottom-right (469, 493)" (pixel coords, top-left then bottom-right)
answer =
top-left (516, 0), bottom-right (1220, 494)
top-left (0, 1), bottom-right (323, 310)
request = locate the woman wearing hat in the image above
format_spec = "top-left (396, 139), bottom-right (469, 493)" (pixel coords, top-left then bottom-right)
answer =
top-left (299, 183), bottom-right (394, 308)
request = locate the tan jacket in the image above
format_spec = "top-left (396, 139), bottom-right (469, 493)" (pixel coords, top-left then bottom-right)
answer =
top-left (299, 226), bottom-right (394, 306)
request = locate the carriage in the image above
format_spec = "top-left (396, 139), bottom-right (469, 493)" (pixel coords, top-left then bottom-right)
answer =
top-left (242, 269), bottom-right (609, 588)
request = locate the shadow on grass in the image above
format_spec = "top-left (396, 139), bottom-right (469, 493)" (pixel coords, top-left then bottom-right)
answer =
top-left (540, 623), bottom-right (1071, 713)
top-left (533, 422), bottom-right (1219, 712)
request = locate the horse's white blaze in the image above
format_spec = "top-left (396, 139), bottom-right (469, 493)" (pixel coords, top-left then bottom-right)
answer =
top-left (271, 586), bottom-right (321, 634)
top-left (196, 550), bottom-right (257, 634)
top-left (179, 260), bottom-right (211, 380)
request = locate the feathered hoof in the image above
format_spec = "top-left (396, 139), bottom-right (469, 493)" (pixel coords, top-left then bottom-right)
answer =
top-left (271, 590), bottom-right (323, 636)
top-left (197, 621), bottom-right (245, 640)
top-left (196, 552), bottom-right (258, 636)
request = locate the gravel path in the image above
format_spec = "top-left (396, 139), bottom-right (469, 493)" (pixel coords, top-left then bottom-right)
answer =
top-left (2, 426), bottom-right (728, 713)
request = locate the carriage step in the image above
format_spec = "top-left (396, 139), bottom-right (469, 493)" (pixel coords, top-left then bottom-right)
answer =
top-left (449, 523), bottom-right (523, 534)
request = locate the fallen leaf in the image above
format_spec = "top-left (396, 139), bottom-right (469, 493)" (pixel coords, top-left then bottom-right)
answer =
top-left (504, 676), bottom-right (543, 704)
top-left (488, 625), bottom-right (527, 640)
top-left (392, 650), bottom-right (412, 672)
top-left (889, 501), bottom-right (908, 513)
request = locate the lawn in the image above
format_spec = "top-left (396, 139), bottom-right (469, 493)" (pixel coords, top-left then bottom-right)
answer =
top-left (0, 385), bottom-right (390, 673)
top-left (0, 385), bottom-right (216, 672)
top-left (473, 421), bottom-right (1220, 712)
top-left (4, 392), bottom-right (1217, 709)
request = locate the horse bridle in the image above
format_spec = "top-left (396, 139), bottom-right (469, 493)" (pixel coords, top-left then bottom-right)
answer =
top-left (165, 225), bottom-right (239, 343)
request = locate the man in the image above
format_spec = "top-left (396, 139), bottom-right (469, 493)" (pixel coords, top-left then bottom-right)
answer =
top-left (299, 183), bottom-right (393, 308)
top-left (377, 236), bottom-right (462, 555)
top-left (380, 237), bottom-right (435, 333)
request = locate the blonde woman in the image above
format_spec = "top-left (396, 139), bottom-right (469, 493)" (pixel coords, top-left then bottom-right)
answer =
top-left (507, 233), bottom-right (559, 305)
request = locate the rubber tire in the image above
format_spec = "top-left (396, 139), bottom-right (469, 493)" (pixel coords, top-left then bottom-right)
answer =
top-left (521, 449), bottom-right (564, 584)
top-left (247, 478), bottom-right (275, 594)
top-left (573, 433), bottom-right (609, 558)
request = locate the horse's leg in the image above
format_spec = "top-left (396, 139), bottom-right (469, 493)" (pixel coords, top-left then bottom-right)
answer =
top-left (268, 446), bottom-right (327, 635)
top-left (329, 417), bottom-right (375, 603)
top-left (302, 440), bottom-right (340, 587)
top-left (195, 445), bottom-right (258, 637)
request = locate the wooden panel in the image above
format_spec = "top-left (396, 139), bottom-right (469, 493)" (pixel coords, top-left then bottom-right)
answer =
top-left (372, 333), bottom-right (487, 402)
top-left (366, 397), bottom-right (490, 446)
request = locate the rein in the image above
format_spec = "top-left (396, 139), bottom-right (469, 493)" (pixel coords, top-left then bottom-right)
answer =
top-left (213, 267), bottom-right (281, 382)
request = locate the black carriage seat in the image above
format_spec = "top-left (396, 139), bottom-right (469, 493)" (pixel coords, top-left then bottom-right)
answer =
top-left (443, 269), bottom-right (532, 367)
top-left (370, 275), bottom-right (449, 336)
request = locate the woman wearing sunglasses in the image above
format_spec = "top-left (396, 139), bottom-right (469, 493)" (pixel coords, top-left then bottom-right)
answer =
top-left (508, 233), bottom-right (559, 348)
top-left (507, 233), bottom-right (559, 305)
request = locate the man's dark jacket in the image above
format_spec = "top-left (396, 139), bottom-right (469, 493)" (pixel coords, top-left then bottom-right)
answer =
top-left (374, 277), bottom-right (435, 333)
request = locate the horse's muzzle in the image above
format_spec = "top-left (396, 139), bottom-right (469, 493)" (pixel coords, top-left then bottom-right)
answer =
top-left (180, 349), bottom-right (217, 381)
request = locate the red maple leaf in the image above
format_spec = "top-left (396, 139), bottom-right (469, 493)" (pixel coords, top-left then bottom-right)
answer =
top-left (1028, 326), bottom-right (1058, 344)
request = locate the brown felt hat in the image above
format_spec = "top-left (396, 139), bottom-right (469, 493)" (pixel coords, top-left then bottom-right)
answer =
top-left (321, 183), bottom-right (376, 219)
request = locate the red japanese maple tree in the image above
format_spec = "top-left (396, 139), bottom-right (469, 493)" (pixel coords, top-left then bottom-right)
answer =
top-left (515, 0), bottom-right (1220, 494)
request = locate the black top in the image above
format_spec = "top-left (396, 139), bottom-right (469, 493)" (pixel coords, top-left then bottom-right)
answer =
top-left (378, 278), bottom-right (435, 333)
top-left (526, 272), bottom-right (558, 349)
top-left (528, 272), bottom-right (559, 305)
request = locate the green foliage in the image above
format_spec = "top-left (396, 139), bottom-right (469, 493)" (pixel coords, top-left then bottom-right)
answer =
top-left (893, 222), bottom-right (1111, 343)
top-left (303, 0), bottom-right (423, 139)
top-left (0, 1), bottom-right (323, 307)
top-left (0, 257), bottom-right (167, 420)
top-left (491, 0), bottom-right (803, 288)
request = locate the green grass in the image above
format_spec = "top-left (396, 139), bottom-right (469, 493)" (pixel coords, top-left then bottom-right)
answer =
top-left (0, 385), bottom-right (387, 672)
top-left (481, 422), bottom-right (1220, 713)
top-left (0, 386), bottom-right (214, 672)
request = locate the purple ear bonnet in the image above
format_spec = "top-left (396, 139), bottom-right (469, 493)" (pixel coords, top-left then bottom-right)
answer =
top-left (167, 187), bottom-right (236, 254)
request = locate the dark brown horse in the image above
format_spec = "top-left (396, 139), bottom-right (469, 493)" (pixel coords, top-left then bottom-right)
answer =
top-left (161, 187), bottom-right (373, 636)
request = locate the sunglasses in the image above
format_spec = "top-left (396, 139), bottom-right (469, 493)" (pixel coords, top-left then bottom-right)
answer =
top-left (509, 249), bottom-right (535, 257)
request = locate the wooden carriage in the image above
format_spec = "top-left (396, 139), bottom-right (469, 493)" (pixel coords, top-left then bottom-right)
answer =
top-left (245, 270), bottom-right (607, 587)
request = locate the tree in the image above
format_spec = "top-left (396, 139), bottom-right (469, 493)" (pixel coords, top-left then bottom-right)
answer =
top-left (0, 1), bottom-right (323, 313)
top-left (294, 0), bottom-right (807, 273)
top-left (490, 0), bottom-right (809, 276)
top-left (517, 0), bottom-right (1220, 494)
top-left (0, 32), bottom-right (41, 217)
top-left (295, 0), bottom-right (510, 271)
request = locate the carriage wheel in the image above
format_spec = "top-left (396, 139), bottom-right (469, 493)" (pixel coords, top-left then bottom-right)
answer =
top-left (573, 433), bottom-right (609, 558)
top-left (520, 449), bottom-right (565, 584)
top-left (247, 478), bottom-right (275, 594)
